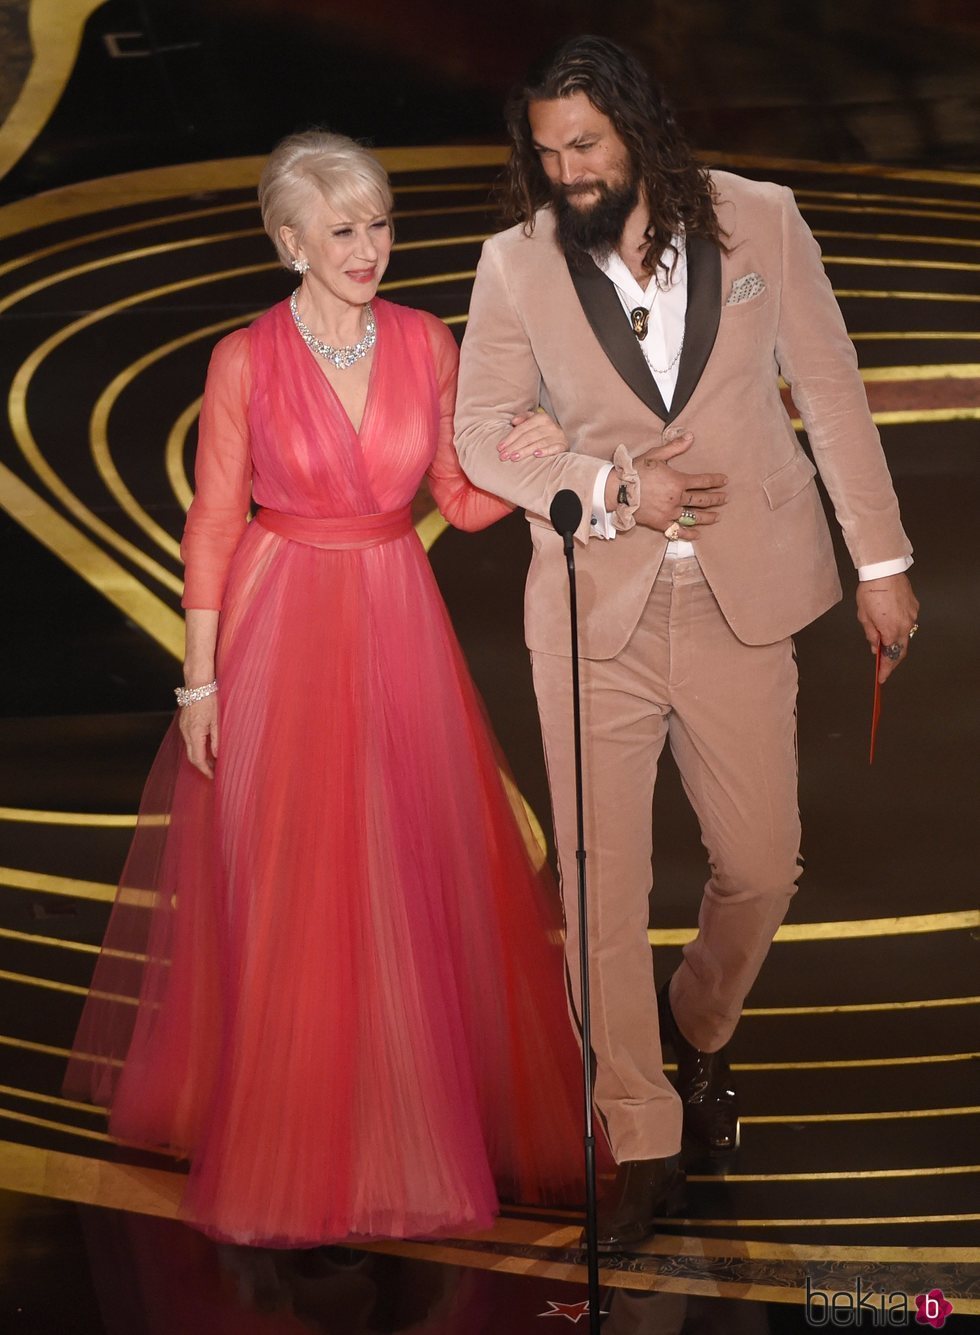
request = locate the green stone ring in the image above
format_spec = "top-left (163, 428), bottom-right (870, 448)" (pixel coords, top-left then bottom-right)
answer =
top-left (678, 510), bottom-right (698, 527)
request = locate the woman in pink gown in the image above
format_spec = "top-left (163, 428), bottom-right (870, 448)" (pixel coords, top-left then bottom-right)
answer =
top-left (65, 131), bottom-right (591, 1246)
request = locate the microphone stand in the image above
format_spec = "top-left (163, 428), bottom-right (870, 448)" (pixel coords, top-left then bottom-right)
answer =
top-left (551, 492), bottom-right (601, 1334)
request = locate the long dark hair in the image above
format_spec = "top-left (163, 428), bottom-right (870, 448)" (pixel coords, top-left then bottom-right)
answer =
top-left (502, 35), bottom-right (725, 278)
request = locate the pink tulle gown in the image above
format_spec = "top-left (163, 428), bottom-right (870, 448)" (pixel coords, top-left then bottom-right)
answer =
top-left (65, 298), bottom-right (592, 1247)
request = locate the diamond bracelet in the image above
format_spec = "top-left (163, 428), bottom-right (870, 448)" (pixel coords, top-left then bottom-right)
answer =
top-left (175, 680), bottom-right (218, 708)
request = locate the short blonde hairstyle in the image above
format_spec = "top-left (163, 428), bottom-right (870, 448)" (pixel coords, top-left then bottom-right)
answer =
top-left (258, 130), bottom-right (394, 268)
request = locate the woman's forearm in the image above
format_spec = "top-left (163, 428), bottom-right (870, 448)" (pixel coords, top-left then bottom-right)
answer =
top-left (183, 609), bottom-right (220, 685)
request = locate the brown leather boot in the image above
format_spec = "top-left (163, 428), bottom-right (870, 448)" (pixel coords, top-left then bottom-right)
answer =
top-left (658, 982), bottom-right (740, 1156)
top-left (585, 1155), bottom-right (686, 1253)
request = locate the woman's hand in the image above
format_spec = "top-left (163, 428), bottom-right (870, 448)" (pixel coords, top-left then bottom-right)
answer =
top-left (179, 695), bottom-right (219, 778)
top-left (497, 409), bottom-right (570, 461)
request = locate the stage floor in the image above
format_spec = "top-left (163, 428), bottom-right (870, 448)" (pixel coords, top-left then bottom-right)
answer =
top-left (0, 145), bottom-right (978, 1328)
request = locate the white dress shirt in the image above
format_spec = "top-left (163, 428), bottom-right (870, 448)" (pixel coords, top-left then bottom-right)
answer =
top-left (586, 240), bottom-right (912, 582)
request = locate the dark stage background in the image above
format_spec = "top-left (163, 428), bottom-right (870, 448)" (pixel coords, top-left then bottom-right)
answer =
top-left (1, 0), bottom-right (979, 207)
top-left (1, 2), bottom-right (979, 1326)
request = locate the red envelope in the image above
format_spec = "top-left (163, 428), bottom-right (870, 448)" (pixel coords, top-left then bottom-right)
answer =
top-left (869, 643), bottom-right (882, 764)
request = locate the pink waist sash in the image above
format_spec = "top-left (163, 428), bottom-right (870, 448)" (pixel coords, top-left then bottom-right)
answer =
top-left (254, 505), bottom-right (414, 550)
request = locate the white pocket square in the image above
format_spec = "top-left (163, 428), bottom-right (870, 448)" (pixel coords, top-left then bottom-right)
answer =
top-left (726, 273), bottom-right (766, 305)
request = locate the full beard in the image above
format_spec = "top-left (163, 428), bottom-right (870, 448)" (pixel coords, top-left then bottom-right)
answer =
top-left (552, 169), bottom-right (640, 268)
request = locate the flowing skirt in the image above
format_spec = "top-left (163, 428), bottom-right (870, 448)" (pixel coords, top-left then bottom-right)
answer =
top-left (66, 518), bottom-right (590, 1245)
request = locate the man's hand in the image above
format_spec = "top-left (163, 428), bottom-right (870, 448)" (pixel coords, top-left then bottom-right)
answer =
top-left (856, 573), bottom-right (919, 684)
top-left (609, 431), bottom-right (727, 536)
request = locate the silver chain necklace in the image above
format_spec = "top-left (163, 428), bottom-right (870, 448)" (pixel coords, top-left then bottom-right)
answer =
top-left (622, 290), bottom-right (683, 373)
top-left (289, 290), bottom-right (376, 370)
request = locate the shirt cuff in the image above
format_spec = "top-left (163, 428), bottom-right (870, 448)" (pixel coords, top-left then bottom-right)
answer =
top-left (857, 556), bottom-right (913, 581)
top-left (590, 463), bottom-right (617, 540)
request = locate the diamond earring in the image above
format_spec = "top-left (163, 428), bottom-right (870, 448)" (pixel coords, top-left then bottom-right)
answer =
top-left (292, 258), bottom-right (309, 274)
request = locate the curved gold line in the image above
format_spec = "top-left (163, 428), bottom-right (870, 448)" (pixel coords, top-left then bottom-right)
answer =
top-left (395, 232), bottom-right (488, 252)
top-left (4, 147), bottom-right (979, 243)
top-left (814, 228), bottom-right (980, 250)
top-left (732, 1052), bottom-right (977, 1072)
top-left (657, 1212), bottom-right (980, 1228)
top-left (0, 461), bottom-right (185, 657)
top-left (6, 863), bottom-right (977, 943)
top-left (707, 149), bottom-right (980, 188)
top-left (0, 229), bottom-right (269, 317)
top-left (381, 269), bottom-right (477, 291)
top-left (0, 970), bottom-right (137, 1009)
top-left (802, 200), bottom-right (980, 224)
top-left (165, 395), bottom-right (203, 512)
top-left (0, 1106), bottom-right (113, 1144)
top-left (0, 1084), bottom-right (103, 1118)
top-left (0, 866), bottom-right (118, 903)
top-left (0, 202), bottom-right (255, 283)
top-left (0, 806), bottom-right (137, 826)
top-left (0, 0), bottom-right (104, 181)
top-left (744, 1106), bottom-right (980, 1124)
top-left (859, 363), bottom-right (980, 380)
top-left (650, 908), bottom-right (978, 946)
top-left (791, 408), bottom-right (980, 429)
top-left (851, 331), bottom-right (980, 341)
top-left (691, 1165), bottom-right (980, 1184)
top-left (415, 510), bottom-right (450, 552)
top-left (0, 201), bottom-right (489, 283)
top-left (824, 254), bottom-right (980, 273)
top-left (0, 152), bottom-right (497, 240)
top-left (7, 261), bottom-right (274, 614)
top-left (0, 968), bottom-right (88, 997)
top-left (6, 1139), bottom-right (980, 1264)
top-left (745, 995), bottom-right (980, 1016)
top-left (0, 925), bottom-right (97, 954)
top-left (0, 1034), bottom-right (73, 1058)
top-left (798, 187), bottom-right (980, 212)
top-left (0, 926), bottom-right (142, 968)
top-left (835, 288), bottom-right (980, 302)
top-left (90, 312), bottom-right (258, 561)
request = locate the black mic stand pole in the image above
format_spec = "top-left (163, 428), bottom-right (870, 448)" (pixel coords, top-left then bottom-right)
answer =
top-left (550, 491), bottom-right (601, 1334)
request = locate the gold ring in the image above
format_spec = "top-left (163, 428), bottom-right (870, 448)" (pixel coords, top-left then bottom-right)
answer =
top-left (909, 622), bottom-right (919, 639)
top-left (664, 522), bottom-right (682, 541)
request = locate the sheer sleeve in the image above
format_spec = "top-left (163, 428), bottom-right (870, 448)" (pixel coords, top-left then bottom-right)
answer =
top-left (180, 329), bottom-right (253, 610)
top-left (421, 312), bottom-right (514, 533)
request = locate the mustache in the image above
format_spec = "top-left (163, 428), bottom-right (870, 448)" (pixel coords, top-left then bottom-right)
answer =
top-left (560, 181), bottom-right (602, 196)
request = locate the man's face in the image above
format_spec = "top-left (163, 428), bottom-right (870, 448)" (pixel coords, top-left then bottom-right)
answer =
top-left (528, 91), bottom-right (632, 202)
top-left (528, 91), bottom-right (638, 258)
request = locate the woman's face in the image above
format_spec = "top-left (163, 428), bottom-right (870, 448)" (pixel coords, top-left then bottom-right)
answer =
top-left (283, 191), bottom-right (393, 306)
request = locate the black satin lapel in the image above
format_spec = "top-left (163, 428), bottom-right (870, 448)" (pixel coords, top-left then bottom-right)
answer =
top-left (565, 257), bottom-right (669, 422)
top-left (667, 235), bottom-right (721, 423)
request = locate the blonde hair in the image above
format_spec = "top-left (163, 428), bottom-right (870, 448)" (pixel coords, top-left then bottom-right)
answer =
top-left (258, 130), bottom-right (394, 268)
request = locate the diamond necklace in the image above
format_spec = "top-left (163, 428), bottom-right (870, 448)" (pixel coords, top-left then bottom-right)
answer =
top-left (289, 290), bottom-right (376, 370)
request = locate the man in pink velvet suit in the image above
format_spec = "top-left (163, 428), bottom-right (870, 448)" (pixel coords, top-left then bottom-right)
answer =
top-left (454, 35), bottom-right (918, 1250)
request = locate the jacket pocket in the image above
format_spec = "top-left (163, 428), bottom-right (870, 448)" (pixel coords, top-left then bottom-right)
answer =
top-left (763, 451), bottom-right (817, 509)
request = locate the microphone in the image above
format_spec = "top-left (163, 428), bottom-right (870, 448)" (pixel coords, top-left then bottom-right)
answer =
top-left (548, 484), bottom-right (601, 1330)
top-left (549, 489), bottom-right (583, 556)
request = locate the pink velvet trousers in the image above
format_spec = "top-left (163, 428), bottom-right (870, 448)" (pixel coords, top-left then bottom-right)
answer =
top-left (532, 556), bottom-right (802, 1162)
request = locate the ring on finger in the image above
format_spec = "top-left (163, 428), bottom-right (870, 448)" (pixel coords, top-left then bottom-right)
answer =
top-left (664, 521), bottom-right (682, 541)
top-left (909, 622), bottom-right (919, 639)
top-left (882, 641), bottom-right (903, 661)
top-left (678, 509), bottom-right (697, 527)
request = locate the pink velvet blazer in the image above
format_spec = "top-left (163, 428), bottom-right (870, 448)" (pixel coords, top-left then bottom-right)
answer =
top-left (454, 171), bottom-right (911, 658)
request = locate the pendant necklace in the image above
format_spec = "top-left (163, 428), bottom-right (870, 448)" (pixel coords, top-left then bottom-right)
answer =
top-left (290, 290), bottom-right (376, 370)
top-left (629, 303), bottom-right (684, 374)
